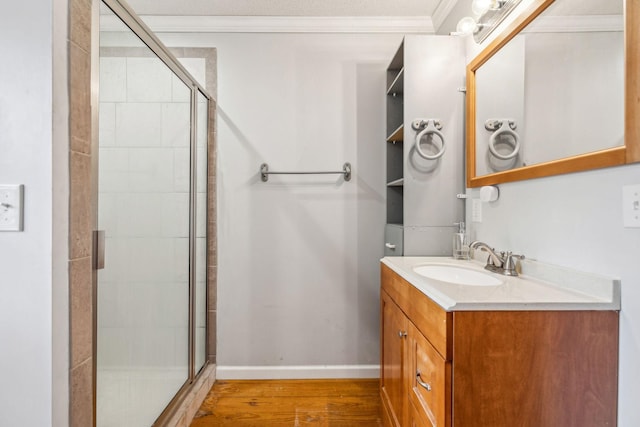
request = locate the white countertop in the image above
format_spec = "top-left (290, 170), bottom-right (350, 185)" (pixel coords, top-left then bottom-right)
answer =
top-left (381, 256), bottom-right (621, 311)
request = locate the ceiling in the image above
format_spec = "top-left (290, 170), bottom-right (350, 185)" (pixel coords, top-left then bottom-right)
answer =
top-left (124, 0), bottom-right (441, 16)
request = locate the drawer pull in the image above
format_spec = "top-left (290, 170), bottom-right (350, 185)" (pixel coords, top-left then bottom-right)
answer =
top-left (398, 330), bottom-right (407, 339)
top-left (385, 243), bottom-right (396, 250)
top-left (416, 370), bottom-right (432, 391)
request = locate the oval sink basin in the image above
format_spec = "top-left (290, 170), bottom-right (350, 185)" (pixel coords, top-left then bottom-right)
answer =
top-left (413, 264), bottom-right (503, 286)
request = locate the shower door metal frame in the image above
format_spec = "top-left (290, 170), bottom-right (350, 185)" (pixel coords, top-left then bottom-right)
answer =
top-left (91, 0), bottom-right (214, 425)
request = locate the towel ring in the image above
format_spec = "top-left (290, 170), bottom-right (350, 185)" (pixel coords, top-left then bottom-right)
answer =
top-left (487, 119), bottom-right (520, 160)
top-left (414, 121), bottom-right (446, 160)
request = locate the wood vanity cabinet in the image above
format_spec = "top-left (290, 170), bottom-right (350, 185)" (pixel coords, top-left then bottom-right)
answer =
top-left (380, 263), bottom-right (619, 427)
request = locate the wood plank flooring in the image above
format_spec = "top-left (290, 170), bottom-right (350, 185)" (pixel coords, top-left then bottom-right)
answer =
top-left (190, 379), bottom-right (383, 426)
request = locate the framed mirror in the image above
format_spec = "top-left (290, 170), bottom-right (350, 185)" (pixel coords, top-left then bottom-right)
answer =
top-left (467, 0), bottom-right (640, 187)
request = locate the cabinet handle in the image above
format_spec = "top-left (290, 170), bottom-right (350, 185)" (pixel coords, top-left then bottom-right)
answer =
top-left (398, 330), bottom-right (407, 339)
top-left (385, 243), bottom-right (396, 250)
top-left (416, 370), bottom-right (432, 391)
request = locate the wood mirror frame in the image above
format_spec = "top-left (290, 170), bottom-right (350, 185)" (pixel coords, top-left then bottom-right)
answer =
top-left (466, 0), bottom-right (640, 187)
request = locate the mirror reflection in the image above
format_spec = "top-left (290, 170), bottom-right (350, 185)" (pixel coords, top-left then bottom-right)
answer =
top-left (474, 0), bottom-right (624, 176)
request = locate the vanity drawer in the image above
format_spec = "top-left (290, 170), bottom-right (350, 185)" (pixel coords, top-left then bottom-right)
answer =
top-left (381, 263), bottom-right (411, 314)
top-left (409, 323), bottom-right (451, 427)
top-left (382, 264), bottom-right (452, 359)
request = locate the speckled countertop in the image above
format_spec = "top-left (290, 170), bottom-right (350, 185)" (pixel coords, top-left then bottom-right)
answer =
top-left (381, 256), bottom-right (620, 311)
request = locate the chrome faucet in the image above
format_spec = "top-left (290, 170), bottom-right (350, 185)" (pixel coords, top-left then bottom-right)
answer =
top-left (469, 241), bottom-right (504, 268)
top-left (469, 241), bottom-right (525, 276)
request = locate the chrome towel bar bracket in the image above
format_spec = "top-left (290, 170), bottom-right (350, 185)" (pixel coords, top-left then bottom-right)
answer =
top-left (260, 162), bottom-right (352, 182)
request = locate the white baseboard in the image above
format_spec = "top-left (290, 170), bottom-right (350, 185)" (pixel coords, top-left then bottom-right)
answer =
top-left (216, 364), bottom-right (380, 380)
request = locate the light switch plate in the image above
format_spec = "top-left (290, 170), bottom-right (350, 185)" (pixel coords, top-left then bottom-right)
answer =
top-left (0, 185), bottom-right (24, 231)
top-left (623, 184), bottom-right (640, 228)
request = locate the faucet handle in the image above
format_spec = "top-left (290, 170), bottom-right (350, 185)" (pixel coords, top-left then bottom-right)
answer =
top-left (486, 253), bottom-right (496, 266)
top-left (503, 252), bottom-right (525, 275)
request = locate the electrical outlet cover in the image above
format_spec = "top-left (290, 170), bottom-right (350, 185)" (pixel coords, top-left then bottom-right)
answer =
top-left (623, 184), bottom-right (640, 228)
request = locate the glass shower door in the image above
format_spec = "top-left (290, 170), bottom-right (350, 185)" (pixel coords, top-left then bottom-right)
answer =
top-left (97, 5), bottom-right (192, 426)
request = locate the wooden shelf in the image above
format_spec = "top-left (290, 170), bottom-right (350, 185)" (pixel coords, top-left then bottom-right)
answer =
top-left (386, 68), bottom-right (404, 96)
top-left (386, 124), bottom-right (404, 143)
top-left (387, 178), bottom-right (404, 187)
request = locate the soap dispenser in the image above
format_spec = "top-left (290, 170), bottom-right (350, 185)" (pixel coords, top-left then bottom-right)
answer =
top-left (452, 222), bottom-right (469, 260)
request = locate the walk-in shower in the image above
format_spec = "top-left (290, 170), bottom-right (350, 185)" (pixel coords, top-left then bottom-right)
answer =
top-left (95, 1), bottom-right (213, 425)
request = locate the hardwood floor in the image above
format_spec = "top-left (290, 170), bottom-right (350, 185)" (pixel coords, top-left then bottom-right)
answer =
top-left (190, 379), bottom-right (383, 426)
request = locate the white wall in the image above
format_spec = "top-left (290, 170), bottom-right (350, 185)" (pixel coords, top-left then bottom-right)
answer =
top-left (157, 32), bottom-right (400, 372)
top-left (464, 4), bottom-right (640, 425)
top-left (0, 1), bottom-right (57, 426)
top-left (465, 166), bottom-right (640, 426)
top-left (52, 0), bottom-right (70, 424)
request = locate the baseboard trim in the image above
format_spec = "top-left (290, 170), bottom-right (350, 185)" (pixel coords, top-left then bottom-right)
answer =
top-left (216, 364), bottom-right (380, 380)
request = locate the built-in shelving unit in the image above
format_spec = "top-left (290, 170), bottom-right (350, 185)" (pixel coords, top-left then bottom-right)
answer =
top-left (383, 36), bottom-right (465, 257)
top-left (386, 41), bottom-right (405, 233)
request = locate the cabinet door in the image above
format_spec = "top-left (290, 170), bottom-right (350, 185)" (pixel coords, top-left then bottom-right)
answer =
top-left (384, 224), bottom-right (404, 256)
top-left (381, 290), bottom-right (408, 427)
top-left (409, 399), bottom-right (435, 427)
top-left (408, 323), bottom-right (451, 427)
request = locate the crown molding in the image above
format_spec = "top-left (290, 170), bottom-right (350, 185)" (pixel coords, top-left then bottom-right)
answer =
top-left (431, 0), bottom-right (459, 32)
top-left (523, 15), bottom-right (623, 33)
top-left (100, 15), bottom-right (435, 34)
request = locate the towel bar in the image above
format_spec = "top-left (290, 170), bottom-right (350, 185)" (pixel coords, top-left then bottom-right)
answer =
top-left (260, 163), bottom-right (352, 182)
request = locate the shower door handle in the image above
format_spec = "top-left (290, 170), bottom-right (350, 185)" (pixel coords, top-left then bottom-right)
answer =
top-left (93, 230), bottom-right (105, 270)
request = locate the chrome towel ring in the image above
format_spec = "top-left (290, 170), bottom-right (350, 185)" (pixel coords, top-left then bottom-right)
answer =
top-left (485, 119), bottom-right (520, 160)
top-left (412, 119), bottom-right (446, 160)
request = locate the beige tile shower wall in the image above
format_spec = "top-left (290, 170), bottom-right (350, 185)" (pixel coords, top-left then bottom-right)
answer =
top-left (97, 55), bottom-right (196, 370)
top-left (68, 0), bottom-right (94, 425)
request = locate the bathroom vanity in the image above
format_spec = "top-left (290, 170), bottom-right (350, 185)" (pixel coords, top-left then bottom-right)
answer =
top-left (380, 257), bottom-right (620, 427)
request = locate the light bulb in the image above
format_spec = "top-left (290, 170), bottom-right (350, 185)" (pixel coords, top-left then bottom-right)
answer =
top-left (456, 17), bottom-right (478, 35)
top-left (471, 0), bottom-right (495, 16)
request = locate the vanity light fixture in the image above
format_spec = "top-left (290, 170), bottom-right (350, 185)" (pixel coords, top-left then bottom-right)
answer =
top-left (452, 0), bottom-right (522, 43)
top-left (472, 0), bottom-right (506, 16)
top-left (454, 16), bottom-right (478, 36)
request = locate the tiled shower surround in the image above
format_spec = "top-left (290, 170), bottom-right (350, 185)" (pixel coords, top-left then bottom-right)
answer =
top-left (97, 53), bottom-right (209, 426)
top-left (66, 1), bottom-right (217, 426)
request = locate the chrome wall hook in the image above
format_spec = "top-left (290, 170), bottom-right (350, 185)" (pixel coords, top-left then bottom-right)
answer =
top-left (412, 119), bottom-right (442, 131)
top-left (485, 119), bottom-right (517, 131)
